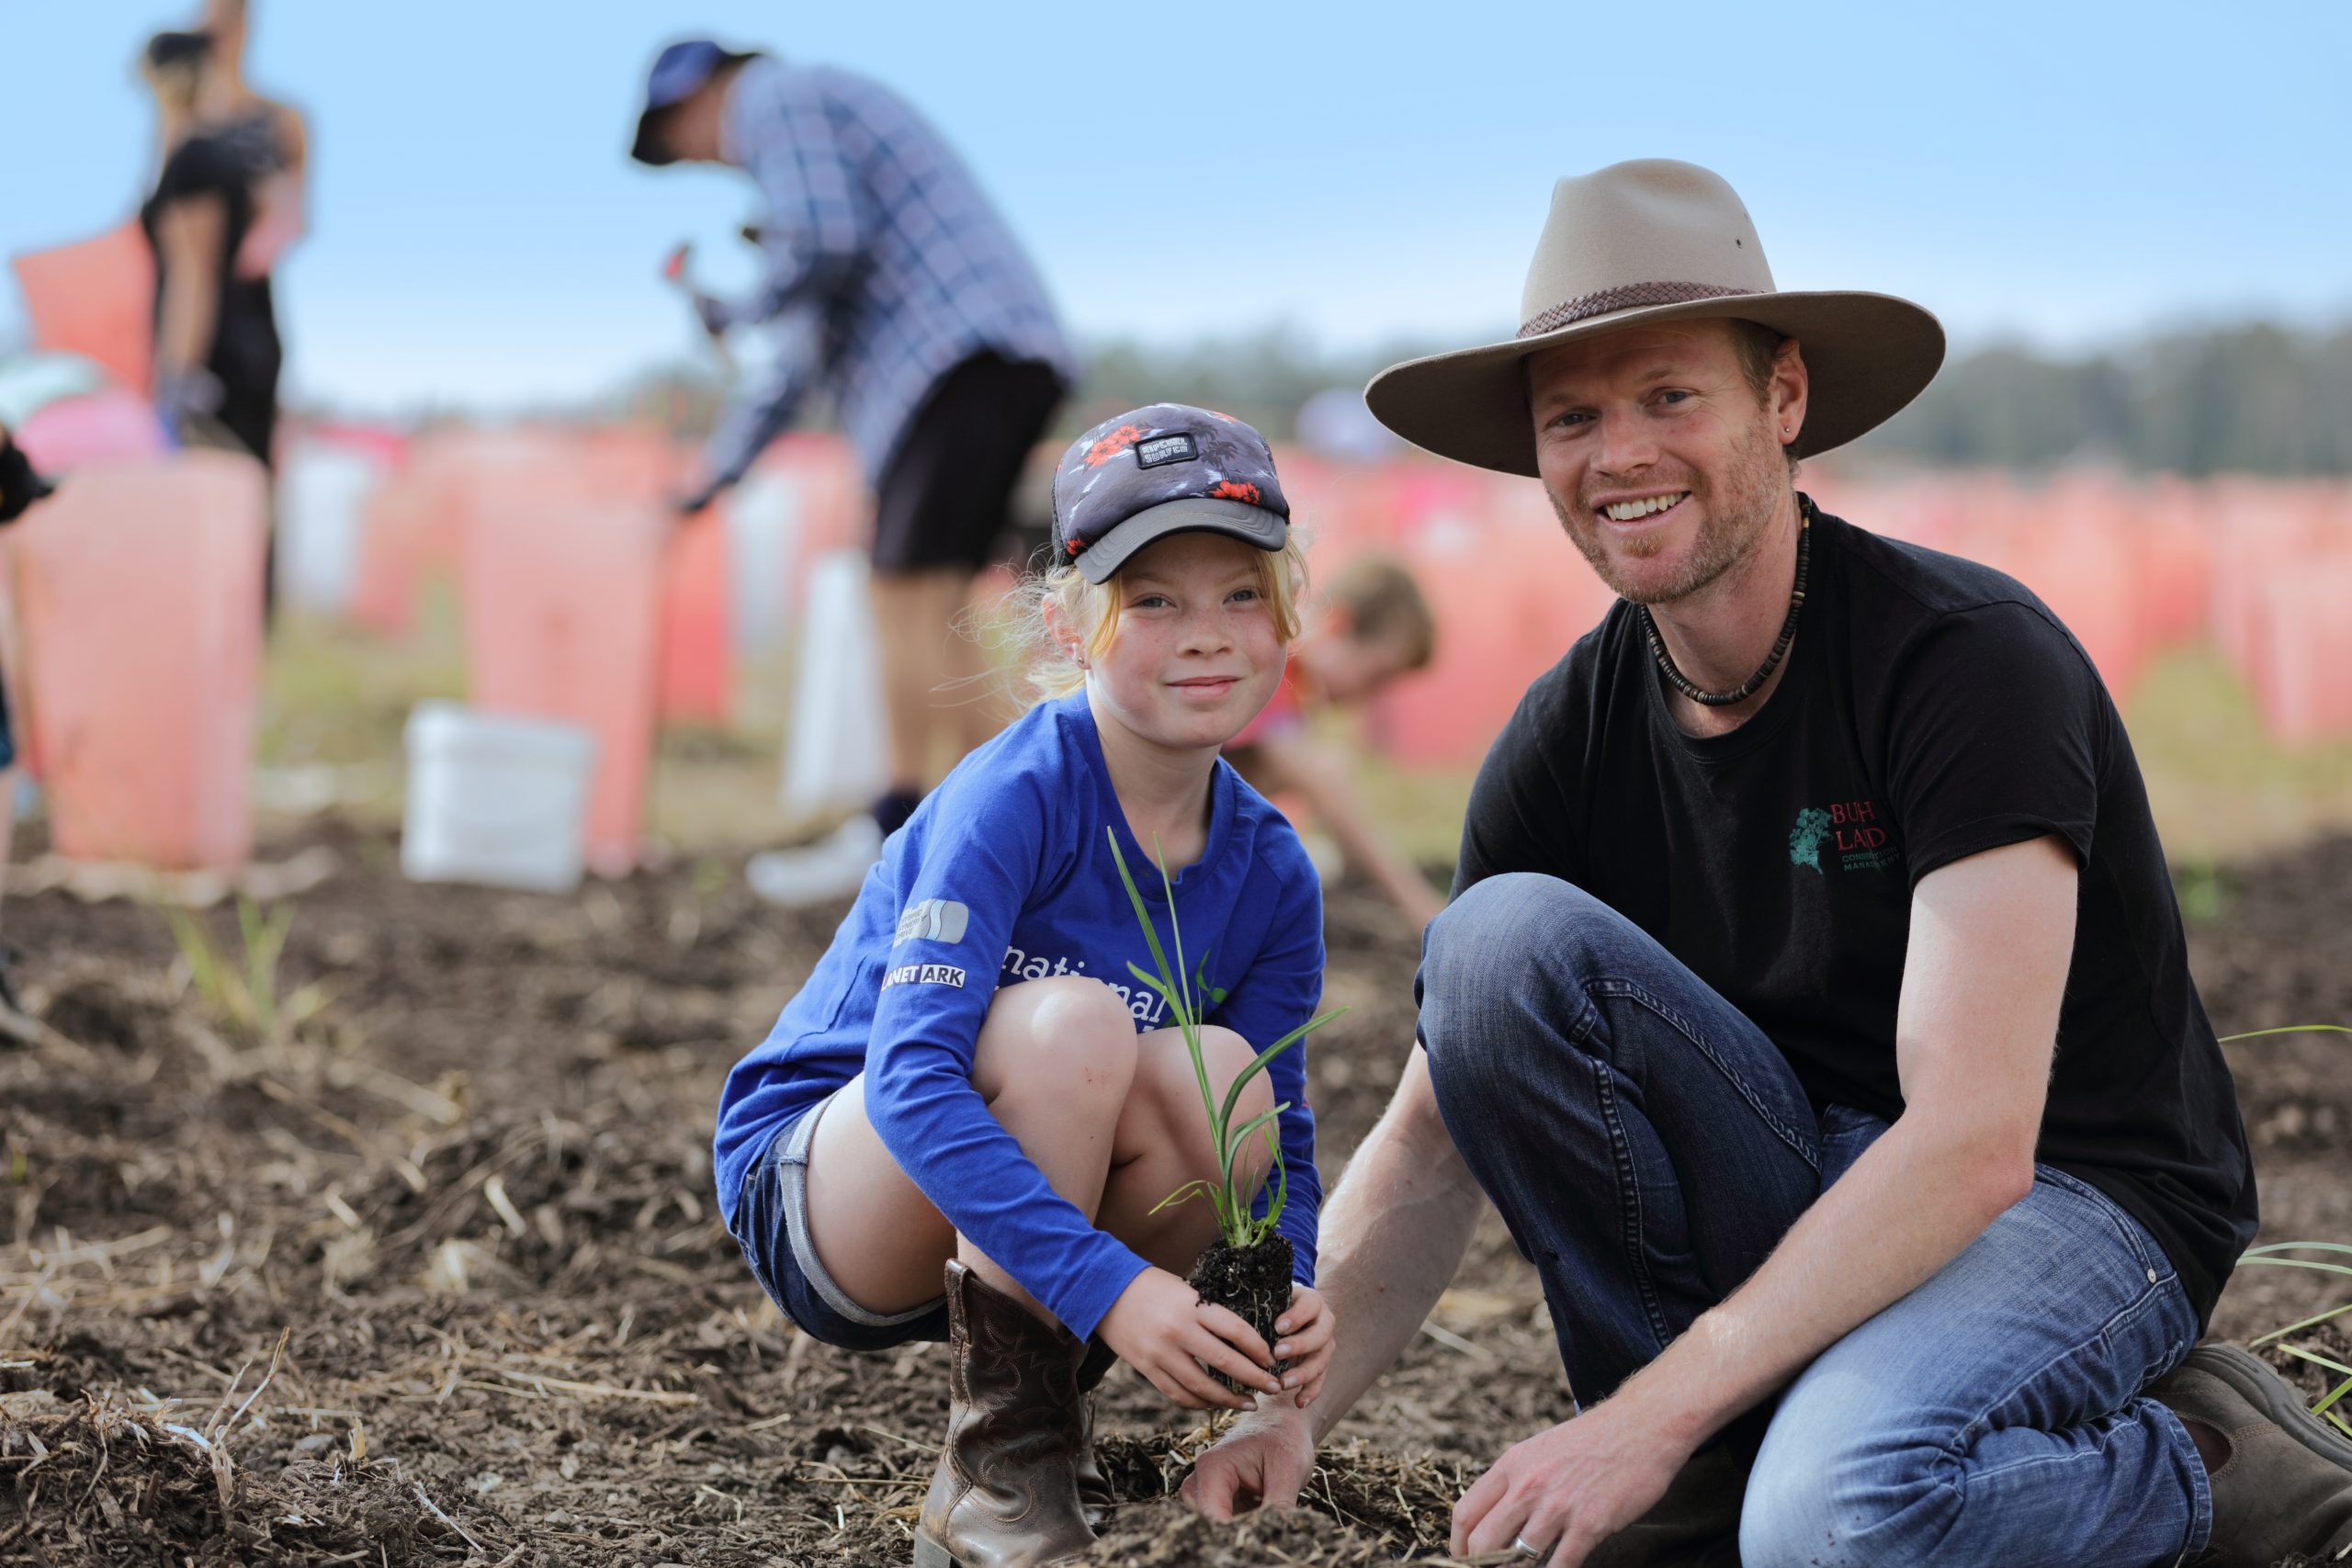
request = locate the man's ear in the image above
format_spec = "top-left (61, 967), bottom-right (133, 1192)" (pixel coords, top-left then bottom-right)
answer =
top-left (1772, 337), bottom-right (1810, 447)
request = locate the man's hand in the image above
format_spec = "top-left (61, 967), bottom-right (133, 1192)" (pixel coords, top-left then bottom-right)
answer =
top-left (1449, 1400), bottom-right (1691, 1565)
top-left (1272, 1284), bottom-right (1335, 1406)
top-left (1180, 1402), bottom-right (1317, 1519)
top-left (1098, 1267), bottom-right (1283, 1412)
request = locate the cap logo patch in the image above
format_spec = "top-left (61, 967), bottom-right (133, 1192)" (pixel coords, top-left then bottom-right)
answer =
top-left (1208, 479), bottom-right (1261, 504)
top-left (1136, 434), bottom-right (1198, 468)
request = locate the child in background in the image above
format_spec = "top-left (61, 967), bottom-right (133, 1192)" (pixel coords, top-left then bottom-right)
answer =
top-left (1223, 556), bottom-right (1443, 929)
top-left (716, 405), bottom-right (1337, 1568)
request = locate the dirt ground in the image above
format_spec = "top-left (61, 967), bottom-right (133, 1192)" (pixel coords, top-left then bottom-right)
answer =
top-left (3, 819), bottom-right (2347, 1566)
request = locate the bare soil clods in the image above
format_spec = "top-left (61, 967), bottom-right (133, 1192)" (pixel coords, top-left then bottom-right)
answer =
top-left (4, 824), bottom-right (2348, 1565)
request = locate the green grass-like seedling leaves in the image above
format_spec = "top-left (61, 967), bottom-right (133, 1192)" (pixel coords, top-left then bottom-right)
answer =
top-left (2219, 1024), bottom-right (2352, 1043)
top-left (1149, 1179), bottom-right (1217, 1218)
top-left (2281, 1344), bottom-right (2352, 1380)
top-left (1105, 826), bottom-right (1343, 1249)
top-left (2245, 1241), bottom-right (2352, 1258)
top-left (2251, 1298), bottom-right (2352, 1348)
top-left (1218, 1010), bottom-right (1345, 1142)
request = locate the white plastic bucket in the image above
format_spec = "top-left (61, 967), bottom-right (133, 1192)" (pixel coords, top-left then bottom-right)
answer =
top-left (778, 549), bottom-right (888, 819)
top-left (277, 441), bottom-right (384, 617)
top-left (401, 701), bottom-right (599, 893)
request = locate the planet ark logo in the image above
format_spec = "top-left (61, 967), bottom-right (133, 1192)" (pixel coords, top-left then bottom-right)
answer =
top-left (1790, 799), bottom-right (1900, 874)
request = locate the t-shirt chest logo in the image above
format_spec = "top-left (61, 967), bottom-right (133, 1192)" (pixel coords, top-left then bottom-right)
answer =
top-left (1789, 798), bottom-right (1901, 875)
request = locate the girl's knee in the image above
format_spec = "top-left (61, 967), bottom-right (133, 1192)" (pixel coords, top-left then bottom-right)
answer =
top-left (1198, 1025), bottom-right (1275, 1121)
top-left (981, 976), bottom-right (1138, 1102)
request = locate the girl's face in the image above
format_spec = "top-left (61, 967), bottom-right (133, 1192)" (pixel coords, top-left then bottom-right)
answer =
top-left (1087, 531), bottom-right (1286, 753)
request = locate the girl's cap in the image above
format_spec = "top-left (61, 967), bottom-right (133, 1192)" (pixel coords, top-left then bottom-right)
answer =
top-left (1051, 403), bottom-right (1289, 584)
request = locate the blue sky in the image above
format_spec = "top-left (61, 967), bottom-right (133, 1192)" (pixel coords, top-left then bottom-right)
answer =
top-left (6, 1), bottom-right (2348, 413)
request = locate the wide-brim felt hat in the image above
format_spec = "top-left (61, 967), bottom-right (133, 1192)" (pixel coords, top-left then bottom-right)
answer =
top-left (1365, 159), bottom-right (1946, 476)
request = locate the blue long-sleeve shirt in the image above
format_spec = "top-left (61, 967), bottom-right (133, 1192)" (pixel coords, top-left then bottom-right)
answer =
top-left (704, 58), bottom-right (1074, 491)
top-left (716, 691), bottom-right (1325, 1341)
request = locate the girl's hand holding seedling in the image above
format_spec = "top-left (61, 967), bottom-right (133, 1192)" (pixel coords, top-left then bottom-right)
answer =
top-left (1270, 1284), bottom-right (1334, 1406)
top-left (1101, 1267), bottom-right (1284, 1411)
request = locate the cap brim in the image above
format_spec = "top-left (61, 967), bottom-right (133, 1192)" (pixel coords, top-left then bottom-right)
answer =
top-left (1364, 291), bottom-right (1946, 476)
top-left (1075, 496), bottom-right (1288, 584)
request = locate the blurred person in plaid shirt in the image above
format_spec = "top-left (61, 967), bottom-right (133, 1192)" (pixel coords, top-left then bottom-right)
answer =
top-left (630, 39), bottom-right (1074, 904)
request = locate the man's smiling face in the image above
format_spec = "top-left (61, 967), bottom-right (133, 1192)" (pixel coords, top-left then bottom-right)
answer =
top-left (1525, 319), bottom-right (1803, 606)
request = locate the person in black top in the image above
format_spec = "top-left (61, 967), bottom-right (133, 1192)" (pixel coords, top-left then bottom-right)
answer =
top-left (0, 423), bottom-right (56, 1042)
top-left (139, 29), bottom-right (281, 470)
top-left (1182, 163), bottom-right (2346, 1567)
top-left (192, 0), bottom-right (310, 283)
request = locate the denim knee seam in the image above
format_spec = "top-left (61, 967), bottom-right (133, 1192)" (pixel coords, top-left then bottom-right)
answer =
top-left (1588, 1050), bottom-right (1678, 1350)
top-left (1582, 976), bottom-right (1821, 1171)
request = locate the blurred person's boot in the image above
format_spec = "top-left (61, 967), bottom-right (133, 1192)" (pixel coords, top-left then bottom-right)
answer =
top-left (1073, 1334), bottom-right (1118, 1529)
top-left (914, 1260), bottom-right (1094, 1568)
top-left (2148, 1341), bottom-right (2352, 1564)
top-left (745, 814), bottom-right (883, 908)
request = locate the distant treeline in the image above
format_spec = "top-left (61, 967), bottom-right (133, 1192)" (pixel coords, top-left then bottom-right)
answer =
top-left (605, 318), bottom-right (2352, 477)
top-left (1075, 320), bottom-right (2352, 477)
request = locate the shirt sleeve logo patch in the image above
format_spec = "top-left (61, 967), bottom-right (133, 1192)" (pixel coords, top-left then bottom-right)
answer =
top-left (895, 898), bottom-right (970, 945)
top-left (883, 962), bottom-right (967, 990)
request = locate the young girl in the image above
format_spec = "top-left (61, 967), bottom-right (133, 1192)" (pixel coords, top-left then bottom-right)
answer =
top-left (716, 404), bottom-right (1336, 1567)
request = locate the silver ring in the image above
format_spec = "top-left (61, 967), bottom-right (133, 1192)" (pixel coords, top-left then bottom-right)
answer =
top-left (1514, 1536), bottom-right (1548, 1562)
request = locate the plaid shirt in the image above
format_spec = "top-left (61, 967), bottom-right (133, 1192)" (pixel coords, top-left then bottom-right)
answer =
top-left (705, 59), bottom-right (1073, 491)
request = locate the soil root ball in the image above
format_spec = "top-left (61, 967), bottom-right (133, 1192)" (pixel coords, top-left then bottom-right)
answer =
top-left (1188, 1235), bottom-right (1295, 1394)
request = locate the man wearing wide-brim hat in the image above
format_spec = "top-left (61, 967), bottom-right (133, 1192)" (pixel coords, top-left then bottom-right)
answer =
top-left (1185, 160), bottom-right (2350, 1566)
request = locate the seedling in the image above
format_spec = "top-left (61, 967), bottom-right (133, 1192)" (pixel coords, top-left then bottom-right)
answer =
top-left (2222, 1024), bottom-right (2352, 1437)
top-left (163, 897), bottom-right (326, 1047)
top-left (1108, 828), bottom-right (1342, 1386)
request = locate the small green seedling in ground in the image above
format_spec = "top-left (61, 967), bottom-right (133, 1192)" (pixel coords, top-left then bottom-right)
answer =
top-left (1105, 828), bottom-right (1343, 1247)
top-left (2222, 1023), bottom-right (2352, 1437)
top-left (2238, 1242), bottom-right (2352, 1439)
top-left (163, 897), bottom-right (327, 1046)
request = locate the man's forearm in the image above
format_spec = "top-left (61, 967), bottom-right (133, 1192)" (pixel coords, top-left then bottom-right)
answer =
top-left (1610, 1115), bottom-right (2030, 1450)
top-left (1302, 1047), bottom-right (1486, 1440)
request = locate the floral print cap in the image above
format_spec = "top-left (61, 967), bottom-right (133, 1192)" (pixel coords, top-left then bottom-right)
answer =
top-left (1050, 403), bottom-right (1290, 584)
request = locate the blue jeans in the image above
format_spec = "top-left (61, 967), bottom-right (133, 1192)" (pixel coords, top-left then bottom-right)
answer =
top-left (1418, 873), bottom-right (2211, 1568)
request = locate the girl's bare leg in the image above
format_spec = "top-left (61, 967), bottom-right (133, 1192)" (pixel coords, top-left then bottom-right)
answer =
top-left (802, 976), bottom-right (1140, 1319)
top-left (1095, 1025), bottom-right (1277, 1274)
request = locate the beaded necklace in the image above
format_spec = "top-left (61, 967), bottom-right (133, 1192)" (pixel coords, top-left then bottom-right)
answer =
top-left (1636, 508), bottom-right (1810, 707)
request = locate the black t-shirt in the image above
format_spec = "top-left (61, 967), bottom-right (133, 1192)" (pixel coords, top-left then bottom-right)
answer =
top-left (1453, 500), bottom-right (2257, 1326)
top-left (141, 133), bottom-right (282, 410)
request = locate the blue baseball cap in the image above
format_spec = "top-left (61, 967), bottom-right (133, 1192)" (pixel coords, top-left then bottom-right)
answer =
top-left (1051, 404), bottom-right (1290, 584)
top-left (630, 39), bottom-right (758, 166)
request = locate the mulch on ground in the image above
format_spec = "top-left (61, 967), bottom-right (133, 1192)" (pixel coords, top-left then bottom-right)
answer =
top-left (4, 820), bottom-right (2346, 1565)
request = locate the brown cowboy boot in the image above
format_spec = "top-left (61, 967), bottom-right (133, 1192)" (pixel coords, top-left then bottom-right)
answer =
top-left (1072, 1335), bottom-right (1118, 1529)
top-left (2147, 1342), bottom-right (2352, 1565)
top-left (914, 1261), bottom-right (1095, 1568)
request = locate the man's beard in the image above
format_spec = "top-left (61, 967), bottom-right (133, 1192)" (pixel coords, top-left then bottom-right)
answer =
top-left (1545, 413), bottom-right (1787, 607)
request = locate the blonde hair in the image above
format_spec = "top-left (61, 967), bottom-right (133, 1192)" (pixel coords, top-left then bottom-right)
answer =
top-left (1004, 535), bottom-right (1312, 705)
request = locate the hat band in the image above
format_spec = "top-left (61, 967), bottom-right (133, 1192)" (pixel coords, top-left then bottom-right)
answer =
top-left (1518, 281), bottom-right (1755, 339)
